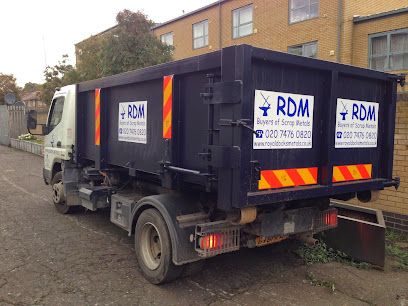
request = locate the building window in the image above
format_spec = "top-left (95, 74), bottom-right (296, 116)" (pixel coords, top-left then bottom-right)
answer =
top-left (288, 41), bottom-right (318, 58)
top-left (232, 5), bottom-right (253, 39)
top-left (160, 32), bottom-right (173, 46)
top-left (289, 0), bottom-right (319, 23)
top-left (193, 20), bottom-right (209, 49)
top-left (369, 29), bottom-right (408, 71)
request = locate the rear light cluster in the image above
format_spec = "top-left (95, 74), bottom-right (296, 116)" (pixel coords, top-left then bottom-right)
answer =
top-left (314, 208), bottom-right (338, 231)
top-left (199, 233), bottom-right (223, 250)
top-left (195, 222), bottom-right (240, 257)
top-left (324, 210), bottom-right (338, 227)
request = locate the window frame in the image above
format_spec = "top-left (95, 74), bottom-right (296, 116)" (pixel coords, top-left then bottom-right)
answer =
top-left (160, 32), bottom-right (174, 46)
top-left (47, 96), bottom-right (65, 133)
top-left (288, 41), bottom-right (318, 58)
top-left (289, 0), bottom-right (319, 24)
top-left (232, 4), bottom-right (253, 39)
top-left (192, 20), bottom-right (209, 50)
top-left (368, 28), bottom-right (408, 71)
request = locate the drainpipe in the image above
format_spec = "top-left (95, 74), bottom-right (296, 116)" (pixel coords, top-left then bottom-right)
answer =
top-left (336, 0), bottom-right (343, 63)
top-left (218, 0), bottom-right (222, 50)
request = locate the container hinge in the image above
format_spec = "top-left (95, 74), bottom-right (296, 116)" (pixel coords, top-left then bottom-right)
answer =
top-left (219, 119), bottom-right (257, 135)
top-left (200, 145), bottom-right (241, 169)
top-left (201, 80), bottom-right (242, 104)
top-left (250, 160), bottom-right (261, 183)
top-left (397, 74), bottom-right (406, 87)
top-left (383, 177), bottom-right (400, 190)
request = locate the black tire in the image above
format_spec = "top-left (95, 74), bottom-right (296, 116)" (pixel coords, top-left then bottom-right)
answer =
top-left (135, 208), bottom-right (182, 284)
top-left (51, 171), bottom-right (74, 214)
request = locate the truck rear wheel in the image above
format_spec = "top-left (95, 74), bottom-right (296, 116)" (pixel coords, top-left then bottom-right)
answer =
top-left (51, 172), bottom-right (73, 214)
top-left (135, 208), bottom-right (182, 284)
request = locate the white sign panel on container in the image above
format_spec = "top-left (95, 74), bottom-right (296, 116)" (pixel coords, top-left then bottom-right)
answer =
top-left (118, 101), bottom-right (147, 144)
top-left (253, 90), bottom-right (314, 149)
top-left (335, 98), bottom-right (379, 148)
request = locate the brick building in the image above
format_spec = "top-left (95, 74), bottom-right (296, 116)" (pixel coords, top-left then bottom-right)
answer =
top-left (76, 0), bottom-right (408, 231)
top-left (152, 0), bottom-right (407, 68)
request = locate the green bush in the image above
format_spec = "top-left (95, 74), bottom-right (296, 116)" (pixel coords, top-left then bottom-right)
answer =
top-left (18, 133), bottom-right (37, 141)
top-left (295, 238), bottom-right (371, 269)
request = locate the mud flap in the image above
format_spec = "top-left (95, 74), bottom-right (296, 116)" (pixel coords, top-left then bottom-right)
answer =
top-left (324, 200), bottom-right (385, 267)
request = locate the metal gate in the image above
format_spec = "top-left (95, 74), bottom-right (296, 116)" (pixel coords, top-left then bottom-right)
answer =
top-left (0, 104), bottom-right (26, 146)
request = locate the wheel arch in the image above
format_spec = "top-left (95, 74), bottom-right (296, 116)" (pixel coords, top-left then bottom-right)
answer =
top-left (130, 194), bottom-right (203, 266)
top-left (51, 160), bottom-right (62, 181)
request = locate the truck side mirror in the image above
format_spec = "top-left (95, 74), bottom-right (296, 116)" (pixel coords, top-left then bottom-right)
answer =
top-left (27, 110), bottom-right (37, 130)
top-left (41, 125), bottom-right (48, 135)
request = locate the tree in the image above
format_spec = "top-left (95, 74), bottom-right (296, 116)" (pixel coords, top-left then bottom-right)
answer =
top-left (75, 36), bottom-right (105, 80)
top-left (101, 10), bottom-right (173, 75)
top-left (41, 9), bottom-right (172, 104)
top-left (77, 10), bottom-right (173, 79)
top-left (42, 55), bottom-right (80, 105)
top-left (22, 82), bottom-right (42, 94)
top-left (0, 73), bottom-right (20, 105)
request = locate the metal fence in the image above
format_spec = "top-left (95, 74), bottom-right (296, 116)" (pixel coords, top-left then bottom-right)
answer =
top-left (0, 105), bottom-right (9, 145)
top-left (0, 104), bottom-right (27, 146)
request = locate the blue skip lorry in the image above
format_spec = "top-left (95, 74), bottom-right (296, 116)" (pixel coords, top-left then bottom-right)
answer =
top-left (27, 45), bottom-right (403, 284)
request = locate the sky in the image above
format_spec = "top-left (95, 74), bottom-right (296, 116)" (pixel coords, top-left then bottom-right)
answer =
top-left (0, 0), bottom-right (215, 86)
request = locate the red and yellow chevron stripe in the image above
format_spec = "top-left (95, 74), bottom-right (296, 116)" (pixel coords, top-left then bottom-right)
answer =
top-left (259, 167), bottom-right (318, 190)
top-left (332, 164), bottom-right (372, 183)
top-left (163, 75), bottom-right (173, 139)
top-left (95, 88), bottom-right (101, 146)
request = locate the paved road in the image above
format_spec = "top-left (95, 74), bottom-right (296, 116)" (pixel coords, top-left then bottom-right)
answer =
top-left (0, 145), bottom-right (407, 306)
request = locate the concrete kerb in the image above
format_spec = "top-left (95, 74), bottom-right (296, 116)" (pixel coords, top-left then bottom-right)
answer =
top-left (9, 138), bottom-right (44, 156)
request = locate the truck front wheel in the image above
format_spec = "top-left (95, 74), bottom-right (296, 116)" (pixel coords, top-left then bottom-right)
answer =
top-left (51, 172), bottom-right (73, 214)
top-left (135, 208), bottom-right (182, 284)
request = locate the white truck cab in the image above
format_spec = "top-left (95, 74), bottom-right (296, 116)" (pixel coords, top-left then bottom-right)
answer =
top-left (42, 85), bottom-right (76, 185)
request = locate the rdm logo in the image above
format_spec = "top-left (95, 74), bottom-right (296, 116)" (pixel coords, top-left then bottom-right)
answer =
top-left (259, 92), bottom-right (271, 117)
top-left (128, 104), bottom-right (145, 119)
top-left (120, 105), bottom-right (126, 120)
top-left (339, 101), bottom-right (348, 121)
top-left (352, 103), bottom-right (376, 121)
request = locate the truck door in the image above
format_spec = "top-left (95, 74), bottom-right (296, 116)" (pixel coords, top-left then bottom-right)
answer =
top-left (44, 95), bottom-right (66, 174)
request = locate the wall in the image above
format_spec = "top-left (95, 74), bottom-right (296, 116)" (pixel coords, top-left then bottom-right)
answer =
top-left (355, 99), bottom-right (408, 232)
top-left (340, 0), bottom-right (407, 64)
top-left (153, 4), bottom-right (220, 59)
top-left (349, 12), bottom-right (408, 231)
top-left (10, 139), bottom-right (43, 157)
top-left (352, 12), bottom-right (408, 93)
top-left (153, 0), bottom-right (408, 64)
top-left (153, 0), bottom-right (339, 62)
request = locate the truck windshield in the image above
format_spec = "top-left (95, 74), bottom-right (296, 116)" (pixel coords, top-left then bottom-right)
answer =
top-left (47, 97), bottom-right (65, 132)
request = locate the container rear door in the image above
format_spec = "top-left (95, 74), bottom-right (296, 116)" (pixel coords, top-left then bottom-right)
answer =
top-left (238, 51), bottom-right (395, 208)
top-left (250, 58), bottom-right (330, 192)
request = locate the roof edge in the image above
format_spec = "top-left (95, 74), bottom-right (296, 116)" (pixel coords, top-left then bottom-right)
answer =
top-left (353, 6), bottom-right (408, 23)
top-left (152, 0), bottom-right (226, 30)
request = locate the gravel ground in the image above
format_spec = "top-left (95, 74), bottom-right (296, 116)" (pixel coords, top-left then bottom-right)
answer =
top-left (0, 145), bottom-right (407, 306)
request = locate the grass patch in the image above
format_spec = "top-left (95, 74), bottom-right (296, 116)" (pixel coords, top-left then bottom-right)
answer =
top-left (305, 271), bottom-right (336, 293)
top-left (295, 238), bottom-right (371, 269)
top-left (385, 230), bottom-right (408, 270)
